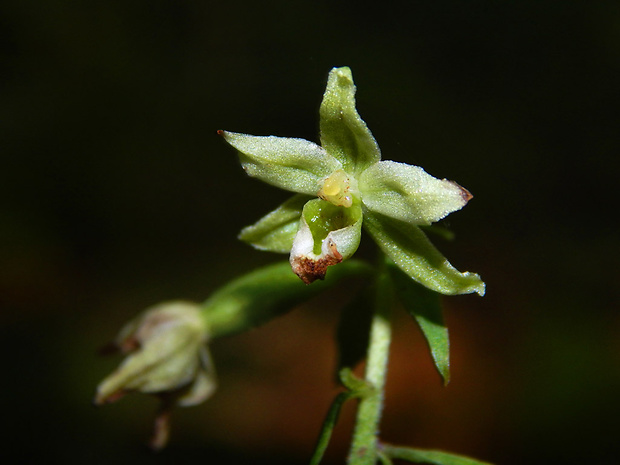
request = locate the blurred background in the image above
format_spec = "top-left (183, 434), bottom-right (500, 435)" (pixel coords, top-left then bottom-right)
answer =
top-left (2, 0), bottom-right (619, 463)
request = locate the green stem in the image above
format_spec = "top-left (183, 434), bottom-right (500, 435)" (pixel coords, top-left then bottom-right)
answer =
top-left (347, 265), bottom-right (393, 465)
top-left (309, 391), bottom-right (353, 465)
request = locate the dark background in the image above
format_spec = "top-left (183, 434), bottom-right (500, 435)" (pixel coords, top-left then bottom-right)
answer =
top-left (2, 1), bottom-right (618, 464)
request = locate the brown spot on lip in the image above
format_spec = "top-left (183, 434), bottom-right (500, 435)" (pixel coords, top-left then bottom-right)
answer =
top-left (291, 239), bottom-right (343, 284)
top-left (326, 238), bottom-right (343, 261)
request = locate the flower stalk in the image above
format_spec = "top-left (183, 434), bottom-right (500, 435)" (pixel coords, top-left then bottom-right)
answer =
top-left (347, 259), bottom-right (394, 465)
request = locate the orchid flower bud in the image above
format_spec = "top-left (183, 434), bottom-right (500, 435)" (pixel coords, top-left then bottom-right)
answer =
top-left (94, 301), bottom-right (215, 449)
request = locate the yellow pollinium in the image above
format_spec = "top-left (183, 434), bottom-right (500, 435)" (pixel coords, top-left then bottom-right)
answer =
top-left (318, 169), bottom-right (353, 207)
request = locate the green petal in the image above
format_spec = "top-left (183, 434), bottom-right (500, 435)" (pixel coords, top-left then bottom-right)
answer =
top-left (220, 131), bottom-right (340, 195)
top-left (319, 67), bottom-right (381, 175)
top-left (239, 194), bottom-right (312, 253)
top-left (388, 262), bottom-right (450, 385)
top-left (360, 161), bottom-right (472, 225)
top-left (363, 210), bottom-right (485, 296)
top-left (290, 199), bottom-right (363, 283)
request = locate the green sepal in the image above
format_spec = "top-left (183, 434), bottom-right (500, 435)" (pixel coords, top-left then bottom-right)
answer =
top-left (335, 286), bottom-right (374, 376)
top-left (363, 210), bottom-right (485, 296)
top-left (220, 130), bottom-right (340, 195)
top-left (176, 348), bottom-right (217, 407)
top-left (238, 194), bottom-right (311, 253)
top-left (388, 262), bottom-right (450, 385)
top-left (382, 444), bottom-right (493, 465)
top-left (201, 260), bottom-right (372, 339)
top-left (359, 160), bottom-right (471, 226)
top-left (319, 67), bottom-right (381, 175)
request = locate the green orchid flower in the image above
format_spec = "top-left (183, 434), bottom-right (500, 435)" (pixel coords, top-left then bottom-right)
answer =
top-left (220, 67), bottom-right (484, 296)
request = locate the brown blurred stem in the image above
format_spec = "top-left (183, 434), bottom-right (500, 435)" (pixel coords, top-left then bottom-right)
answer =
top-left (149, 398), bottom-right (174, 451)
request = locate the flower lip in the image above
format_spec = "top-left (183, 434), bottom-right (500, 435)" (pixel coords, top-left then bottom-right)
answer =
top-left (289, 199), bottom-right (363, 283)
top-left (291, 237), bottom-right (343, 284)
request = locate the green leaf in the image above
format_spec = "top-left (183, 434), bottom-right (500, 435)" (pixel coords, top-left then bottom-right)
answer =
top-left (388, 262), bottom-right (450, 385)
top-left (378, 451), bottom-right (395, 465)
top-left (220, 131), bottom-right (340, 195)
top-left (363, 210), bottom-right (485, 296)
top-left (239, 194), bottom-right (312, 253)
top-left (319, 67), bottom-right (381, 175)
top-left (382, 445), bottom-right (493, 465)
top-left (201, 260), bottom-right (372, 338)
top-left (359, 161), bottom-right (472, 226)
top-left (309, 391), bottom-right (354, 465)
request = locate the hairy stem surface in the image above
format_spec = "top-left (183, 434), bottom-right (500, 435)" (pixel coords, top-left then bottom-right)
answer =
top-left (347, 265), bottom-right (393, 465)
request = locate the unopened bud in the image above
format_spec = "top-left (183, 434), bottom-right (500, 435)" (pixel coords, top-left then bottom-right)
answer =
top-left (94, 301), bottom-right (216, 449)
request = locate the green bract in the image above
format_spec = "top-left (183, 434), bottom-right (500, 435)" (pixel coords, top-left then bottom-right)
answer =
top-left (221, 67), bottom-right (484, 296)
